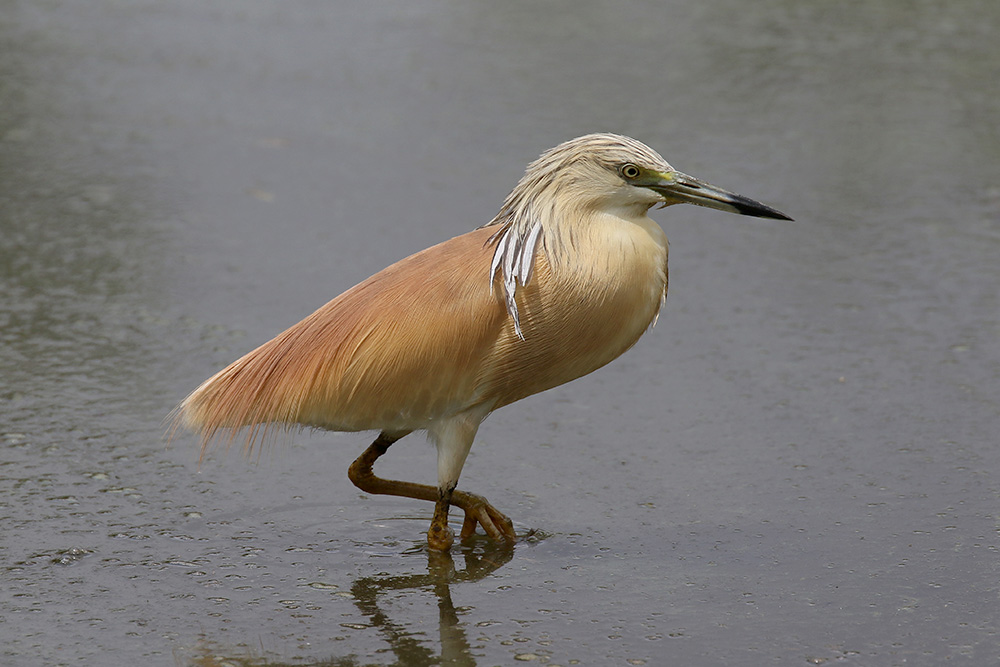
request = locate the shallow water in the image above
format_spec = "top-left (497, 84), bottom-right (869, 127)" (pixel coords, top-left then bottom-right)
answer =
top-left (3, 1), bottom-right (1000, 665)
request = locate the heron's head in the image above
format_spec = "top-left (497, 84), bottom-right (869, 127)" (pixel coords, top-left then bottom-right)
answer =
top-left (485, 134), bottom-right (790, 338)
top-left (507, 133), bottom-right (792, 222)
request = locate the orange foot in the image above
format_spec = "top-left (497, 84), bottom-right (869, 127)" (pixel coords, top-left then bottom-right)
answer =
top-left (427, 520), bottom-right (454, 552)
top-left (454, 490), bottom-right (516, 543)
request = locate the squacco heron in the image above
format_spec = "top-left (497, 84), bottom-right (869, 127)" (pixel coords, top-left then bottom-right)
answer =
top-left (175, 133), bottom-right (790, 551)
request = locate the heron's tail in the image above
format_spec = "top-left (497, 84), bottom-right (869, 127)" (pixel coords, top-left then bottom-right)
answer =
top-left (169, 328), bottom-right (320, 459)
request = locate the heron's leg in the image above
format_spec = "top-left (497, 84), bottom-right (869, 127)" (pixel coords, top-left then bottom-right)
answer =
top-left (431, 412), bottom-right (516, 549)
top-left (348, 430), bottom-right (436, 503)
top-left (347, 430), bottom-right (515, 551)
top-left (347, 431), bottom-right (463, 550)
top-left (428, 482), bottom-right (458, 551)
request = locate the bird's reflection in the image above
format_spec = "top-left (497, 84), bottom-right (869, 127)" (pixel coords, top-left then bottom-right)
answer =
top-left (179, 538), bottom-right (514, 667)
top-left (349, 539), bottom-right (515, 667)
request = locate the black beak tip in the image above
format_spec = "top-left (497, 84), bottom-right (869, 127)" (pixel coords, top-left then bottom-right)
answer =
top-left (733, 199), bottom-right (793, 221)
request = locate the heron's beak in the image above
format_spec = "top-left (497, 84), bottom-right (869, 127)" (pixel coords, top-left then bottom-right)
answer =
top-left (644, 170), bottom-right (792, 221)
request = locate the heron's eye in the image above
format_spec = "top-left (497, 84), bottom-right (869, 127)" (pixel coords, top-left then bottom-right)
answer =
top-left (621, 164), bottom-right (641, 180)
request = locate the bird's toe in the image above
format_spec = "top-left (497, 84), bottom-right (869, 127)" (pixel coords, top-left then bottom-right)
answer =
top-left (456, 492), bottom-right (516, 543)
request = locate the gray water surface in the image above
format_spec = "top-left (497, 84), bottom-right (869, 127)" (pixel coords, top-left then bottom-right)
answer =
top-left (3, 1), bottom-right (1000, 665)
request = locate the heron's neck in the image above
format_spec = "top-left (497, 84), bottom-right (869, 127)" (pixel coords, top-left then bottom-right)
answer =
top-left (540, 202), bottom-right (666, 269)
